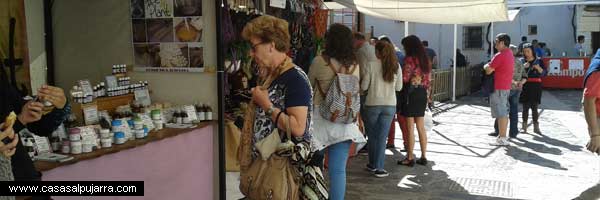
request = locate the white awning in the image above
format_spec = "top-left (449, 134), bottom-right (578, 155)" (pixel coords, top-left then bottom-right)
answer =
top-left (507, 0), bottom-right (600, 8)
top-left (333, 0), bottom-right (510, 24)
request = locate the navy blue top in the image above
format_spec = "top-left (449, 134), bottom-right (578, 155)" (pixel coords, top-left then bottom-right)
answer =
top-left (252, 66), bottom-right (313, 158)
top-left (521, 57), bottom-right (546, 78)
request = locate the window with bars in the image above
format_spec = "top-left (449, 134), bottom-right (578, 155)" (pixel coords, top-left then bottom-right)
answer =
top-left (528, 25), bottom-right (538, 35)
top-left (330, 9), bottom-right (356, 31)
top-left (463, 26), bottom-right (484, 50)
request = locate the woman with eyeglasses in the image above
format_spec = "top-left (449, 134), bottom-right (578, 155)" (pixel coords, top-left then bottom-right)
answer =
top-left (239, 15), bottom-right (328, 199)
top-left (520, 43), bottom-right (546, 134)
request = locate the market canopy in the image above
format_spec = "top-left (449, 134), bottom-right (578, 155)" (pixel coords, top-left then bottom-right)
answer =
top-left (328, 0), bottom-right (600, 24)
top-left (331, 0), bottom-right (510, 24)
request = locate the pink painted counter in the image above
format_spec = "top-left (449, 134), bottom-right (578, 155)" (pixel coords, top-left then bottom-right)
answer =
top-left (34, 122), bottom-right (215, 200)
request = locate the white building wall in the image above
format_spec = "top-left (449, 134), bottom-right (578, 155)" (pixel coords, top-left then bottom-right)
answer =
top-left (365, 5), bottom-right (578, 68)
top-left (577, 5), bottom-right (600, 54)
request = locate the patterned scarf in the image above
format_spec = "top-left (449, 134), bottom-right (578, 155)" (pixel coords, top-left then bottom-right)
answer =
top-left (238, 56), bottom-right (293, 171)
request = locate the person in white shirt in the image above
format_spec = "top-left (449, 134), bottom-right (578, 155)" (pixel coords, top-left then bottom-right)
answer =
top-left (361, 41), bottom-right (403, 178)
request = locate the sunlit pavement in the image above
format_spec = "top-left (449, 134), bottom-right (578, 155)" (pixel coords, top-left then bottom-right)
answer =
top-left (225, 90), bottom-right (600, 200)
top-left (346, 90), bottom-right (600, 200)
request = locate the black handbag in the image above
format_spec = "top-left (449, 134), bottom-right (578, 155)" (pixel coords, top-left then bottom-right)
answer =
top-left (483, 72), bottom-right (495, 95)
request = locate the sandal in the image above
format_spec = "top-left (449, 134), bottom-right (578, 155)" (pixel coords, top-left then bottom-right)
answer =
top-left (397, 158), bottom-right (415, 167)
top-left (416, 158), bottom-right (428, 166)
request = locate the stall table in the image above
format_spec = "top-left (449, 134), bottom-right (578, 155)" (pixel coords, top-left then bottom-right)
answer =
top-left (29, 121), bottom-right (215, 200)
top-left (541, 57), bottom-right (591, 89)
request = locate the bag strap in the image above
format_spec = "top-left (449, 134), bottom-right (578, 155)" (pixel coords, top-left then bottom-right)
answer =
top-left (283, 113), bottom-right (291, 142)
top-left (315, 55), bottom-right (337, 99)
top-left (315, 56), bottom-right (358, 100)
top-left (315, 79), bottom-right (327, 98)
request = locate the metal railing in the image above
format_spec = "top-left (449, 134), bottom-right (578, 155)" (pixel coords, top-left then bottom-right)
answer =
top-left (430, 66), bottom-right (482, 102)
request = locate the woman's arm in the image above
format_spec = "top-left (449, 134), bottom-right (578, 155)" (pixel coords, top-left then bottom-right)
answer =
top-left (361, 62), bottom-right (372, 93)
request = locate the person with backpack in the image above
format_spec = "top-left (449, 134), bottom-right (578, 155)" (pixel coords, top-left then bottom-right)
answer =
top-left (361, 41), bottom-right (403, 178)
top-left (309, 23), bottom-right (365, 200)
top-left (397, 35), bottom-right (432, 167)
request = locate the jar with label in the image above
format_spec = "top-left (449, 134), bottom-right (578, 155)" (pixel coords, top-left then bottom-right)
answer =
top-left (205, 105), bottom-right (213, 121)
top-left (101, 138), bottom-right (112, 148)
top-left (61, 141), bottom-right (70, 154)
top-left (197, 103), bottom-right (206, 121)
top-left (134, 118), bottom-right (143, 130)
top-left (82, 143), bottom-right (93, 153)
top-left (153, 120), bottom-right (163, 130)
top-left (151, 109), bottom-right (162, 120)
top-left (114, 132), bottom-right (126, 144)
top-left (51, 137), bottom-right (61, 152)
top-left (127, 119), bottom-right (135, 128)
top-left (69, 128), bottom-right (81, 141)
top-left (135, 129), bottom-right (145, 139)
top-left (71, 141), bottom-right (82, 154)
top-left (111, 120), bottom-right (123, 133)
top-left (100, 129), bottom-right (110, 139)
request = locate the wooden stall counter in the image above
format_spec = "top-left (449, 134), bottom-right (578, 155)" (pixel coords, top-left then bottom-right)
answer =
top-left (33, 121), bottom-right (217, 200)
top-left (35, 121), bottom-right (216, 172)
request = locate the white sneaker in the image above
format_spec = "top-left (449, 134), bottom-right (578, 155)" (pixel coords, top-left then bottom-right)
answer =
top-left (490, 137), bottom-right (510, 146)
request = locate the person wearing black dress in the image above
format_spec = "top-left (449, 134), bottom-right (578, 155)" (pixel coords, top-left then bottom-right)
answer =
top-left (520, 43), bottom-right (546, 134)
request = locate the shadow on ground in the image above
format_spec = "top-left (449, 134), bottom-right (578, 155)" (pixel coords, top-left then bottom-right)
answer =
top-left (345, 150), bottom-right (515, 200)
top-left (505, 146), bottom-right (567, 170)
top-left (573, 182), bottom-right (600, 200)
top-left (532, 133), bottom-right (583, 152)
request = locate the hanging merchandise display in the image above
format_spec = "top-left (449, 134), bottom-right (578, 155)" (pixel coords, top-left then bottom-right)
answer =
top-left (222, 0), bottom-right (328, 130)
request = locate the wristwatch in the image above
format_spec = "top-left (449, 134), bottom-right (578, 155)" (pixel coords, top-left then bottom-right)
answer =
top-left (265, 104), bottom-right (276, 116)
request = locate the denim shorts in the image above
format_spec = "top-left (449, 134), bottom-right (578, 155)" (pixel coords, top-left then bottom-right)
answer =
top-left (490, 90), bottom-right (510, 118)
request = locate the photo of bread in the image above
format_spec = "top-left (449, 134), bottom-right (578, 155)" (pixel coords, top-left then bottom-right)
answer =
top-left (189, 43), bottom-right (203, 68)
top-left (159, 43), bottom-right (189, 67)
top-left (134, 44), bottom-right (161, 67)
top-left (147, 18), bottom-right (174, 42)
top-left (174, 0), bottom-right (202, 17)
top-left (132, 19), bottom-right (147, 42)
top-left (174, 17), bottom-right (202, 42)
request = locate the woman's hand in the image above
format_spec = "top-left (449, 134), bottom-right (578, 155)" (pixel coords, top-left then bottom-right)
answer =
top-left (251, 87), bottom-right (272, 110)
top-left (18, 101), bottom-right (44, 126)
top-left (0, 123), bottom-right (18, 158)
top-left (533, 64), bottom-right (543, 73)
top-left (587, 135), bottom-right (600, 155)
top-left (37, 85), bottom-right (67, 109)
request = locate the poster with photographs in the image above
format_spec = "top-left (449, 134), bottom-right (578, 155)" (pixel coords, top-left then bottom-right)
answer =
top-left (130, 0), bottom-right (204, 72)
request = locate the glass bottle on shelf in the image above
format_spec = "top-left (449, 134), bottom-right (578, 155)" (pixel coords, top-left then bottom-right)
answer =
top-left (205, 105), bottom-right (213, 121)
